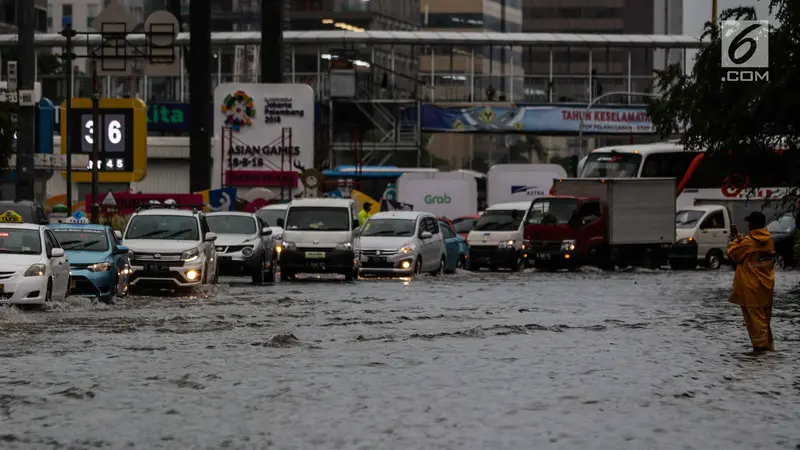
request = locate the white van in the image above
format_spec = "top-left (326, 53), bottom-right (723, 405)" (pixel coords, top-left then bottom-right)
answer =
top-left (278, 198), bottom-right (361, 281)
top-left (466, 201), bottom-right (531, 271)
top-left (670, 204), bottom-right (732, 270)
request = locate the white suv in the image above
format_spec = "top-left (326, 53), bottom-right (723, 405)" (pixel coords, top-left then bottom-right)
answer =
top-left (122, 206), bottom-right (218, 290)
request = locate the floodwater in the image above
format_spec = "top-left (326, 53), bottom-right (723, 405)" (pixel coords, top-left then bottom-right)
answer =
top-left (1, 268), bottom-right (799, 449)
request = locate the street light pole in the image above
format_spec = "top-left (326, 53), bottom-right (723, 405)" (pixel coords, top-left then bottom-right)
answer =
top-left (577, 91), bottom-right (661, 169)
top-left (712, 0), bottom-right (718, 26)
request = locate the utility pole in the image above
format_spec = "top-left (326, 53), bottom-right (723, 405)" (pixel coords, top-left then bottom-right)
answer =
top-left (261, 0), bottom-right (283, 83)
top-left (90, 60), bottom-right (101, 223)
top-left (189, 0), bottom-right (212, 192)
top-left (14, 0), bottom-right (36, 201)
top-left (712, 0), bottom-right (718, 26)
top-left (61, 18), bottom-right (77, 210)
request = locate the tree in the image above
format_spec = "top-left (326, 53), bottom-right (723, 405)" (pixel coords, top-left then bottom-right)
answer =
top-left (646, 0), bottom-right (800, 191)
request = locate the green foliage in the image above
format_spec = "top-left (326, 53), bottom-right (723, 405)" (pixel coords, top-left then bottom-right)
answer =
top-left (647, 0), bottom-right (800, 186)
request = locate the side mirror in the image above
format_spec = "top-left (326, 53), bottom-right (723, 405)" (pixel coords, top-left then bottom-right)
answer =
top-left (50, 248), bottom-right (65, 258)
top-left (276, 218), bottom-right (284, 228)
top-left (260, 227), bottom-right (272, 236)
top-left (114, 245), bottom-right (129, 255)
top-left (114, 230), bottom-right (122, 239)
top-left (204, 232), bottom-right (218, 242)
top-left (352, 227), bottom-right (361, 237)
top-left (420, 231), bottom-right (433, 239)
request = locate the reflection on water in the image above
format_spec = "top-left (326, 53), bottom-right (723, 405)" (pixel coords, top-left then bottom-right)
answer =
top-left (0, 269), bottom-right (798, 449)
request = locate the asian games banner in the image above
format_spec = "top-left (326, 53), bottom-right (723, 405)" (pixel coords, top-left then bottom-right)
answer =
top-left (418, 105), bottom-right (654, 134)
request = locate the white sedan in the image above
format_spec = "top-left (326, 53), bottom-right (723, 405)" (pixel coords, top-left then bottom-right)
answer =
top-left (0, 223), bottom-right (71, 307)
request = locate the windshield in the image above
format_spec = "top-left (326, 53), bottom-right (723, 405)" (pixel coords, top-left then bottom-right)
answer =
top-left (286, 207), bottom-right (350, 231)
top-left (256, 208), bottom-right (286, 227)
top-left (581, 152), bottom-right (642, 178)
top-left (676, 210), bottom-right (706, 229)
top-left (768, 214), bottom-right (795, 234)
top-left (124, 215), bottom-right (200, 240)
top-left (53, 228), bottom-right (109, 251)
top-left (474, 210), bottom-right (525, 231)
top-left (207, 215), bottom-right (257, 235)
top-left (0, 228), bottom-right (41, 254)
top-left (527, 199), bottom-right (579, 225)
top-left (361, 218), bottom-right (415, 237)
top-left (0, 205), bottom-right (33, 223)
top-left (452, 217), bottom-right (477, 234)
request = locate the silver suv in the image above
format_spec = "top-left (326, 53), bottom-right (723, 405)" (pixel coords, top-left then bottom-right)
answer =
top-left (206, 212), bottom-right (277, 284)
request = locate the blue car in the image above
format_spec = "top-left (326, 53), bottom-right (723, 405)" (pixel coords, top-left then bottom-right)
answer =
top-left (439, 220), bottom-right (469, 273)
top-left (50, 223), bottom-right (131, 303)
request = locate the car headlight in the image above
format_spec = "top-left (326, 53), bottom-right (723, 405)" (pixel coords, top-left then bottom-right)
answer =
top-left (498, 240), bottom-right (515, 248)
top-left (399, 245), bottom-right (414, 254)
top-left (241, 246), bottom-right (254, 256)
top-left (25, 264), bottom-right (47, 277)
top-left (677, 237), bottom-right (696, 245)
top-left (281, 241), bottom-right (296, 251)
top-left (561, 240), bottom-right (576, 251)
top-left (88, 262), bottom-right (112, 272)
top-left (335, 242), bottom-right (352, 251)
top-left (181, 248), bottom-right (200, 262)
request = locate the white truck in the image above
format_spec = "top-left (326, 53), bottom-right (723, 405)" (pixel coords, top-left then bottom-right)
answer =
top-left (396, 171), bottom-right (478, 219)
top-left (529, 178), bottom-right (676, 270)
top-left (668, 198), bottom-right (791, 270)
top-left (486, 164), bottom-right (568, 206)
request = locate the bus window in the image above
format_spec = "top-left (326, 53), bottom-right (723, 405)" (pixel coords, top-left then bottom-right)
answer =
top-left (581, 153), bottom-right (642, 178)
top-left (641, 152), bottom-right (698, 179)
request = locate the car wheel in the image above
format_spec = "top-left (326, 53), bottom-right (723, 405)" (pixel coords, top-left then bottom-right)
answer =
top-left (252, 256), bottom-right (265, 284)
top-left (432, 256), bottom-right (445, 276)
top-left (511, 255), bottom-right (525, 272)
top-left (281, 270), bottom-right (295, 282)
top-left (704, 250), bottom-right (723, 270)
top-left (44, 278), bottom-right (53, 305)
top-left (414, 257), bottom-right (423, 276)
top-left (457, 255), bottom-right (466, 270)
top-left (101, 276), bottom-right (119, 304)
top-left (264, 258), bottom-right (277, 283)
top-left (344, 268), bottom-right (357, 282)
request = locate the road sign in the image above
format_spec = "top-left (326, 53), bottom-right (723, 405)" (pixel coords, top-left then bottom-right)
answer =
top-left (142, 10), bottom-right (181, 76)
top-left (102, 191), bottom-right (117, 206)
top-left (60, 97), bottom-right (147, 183)
top-left (91, 2), bottom-right (137, 75)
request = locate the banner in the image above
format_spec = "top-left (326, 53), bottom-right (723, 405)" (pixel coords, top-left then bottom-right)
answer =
top-left (418, 105), bottom-right (654, 134)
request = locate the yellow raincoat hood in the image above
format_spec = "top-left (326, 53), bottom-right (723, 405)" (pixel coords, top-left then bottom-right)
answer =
top-left (728, 228), bottom-right (775, 307)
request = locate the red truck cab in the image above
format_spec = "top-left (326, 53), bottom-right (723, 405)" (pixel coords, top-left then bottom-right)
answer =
top-left (523, 196), bottom-right (606, 270)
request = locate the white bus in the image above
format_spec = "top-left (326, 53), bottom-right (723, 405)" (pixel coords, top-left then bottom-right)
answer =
top-left (579, 142), bottom-right (791, 210)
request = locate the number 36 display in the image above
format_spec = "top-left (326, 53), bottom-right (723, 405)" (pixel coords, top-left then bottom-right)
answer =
top-left (60, 98), bottom-right (147, 183)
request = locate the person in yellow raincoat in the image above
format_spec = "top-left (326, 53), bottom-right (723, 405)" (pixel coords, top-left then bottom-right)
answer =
top-left (357, 202), bottom-right (373, 227)
top-left (727, 211), bottom-right (776, 352)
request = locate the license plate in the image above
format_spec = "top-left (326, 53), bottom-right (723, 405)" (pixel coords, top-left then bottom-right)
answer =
top-left (478, 257), bottom-right (491, 263)
top-left (305, 251), bottom-right (326, 259)
top-left (368, 256), bottom-right (386, 264)
top-left (144, 263), bottom-right (169, 272)
top-left (537, 253), bottom-right (551, 260)
top-left (308, 262), bottom-right (325, 269)
top-left (219, 256), bottom-right (232, 262)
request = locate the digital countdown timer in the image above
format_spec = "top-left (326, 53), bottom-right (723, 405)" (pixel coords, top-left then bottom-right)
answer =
top-left (61, 98), bottom-right (147, 183)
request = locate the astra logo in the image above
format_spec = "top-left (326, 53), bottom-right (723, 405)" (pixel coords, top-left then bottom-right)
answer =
top-left (511, 185), bottom-right (545, 196)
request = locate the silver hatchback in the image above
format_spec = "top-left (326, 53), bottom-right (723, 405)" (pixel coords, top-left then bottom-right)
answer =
top-left (359, 211), bottom-right (447, 276)
top-left (206, 212), bottom-right (277, 284)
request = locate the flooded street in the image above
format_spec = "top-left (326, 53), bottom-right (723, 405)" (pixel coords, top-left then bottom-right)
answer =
top-left (1, 269), bottom-right (799, 449)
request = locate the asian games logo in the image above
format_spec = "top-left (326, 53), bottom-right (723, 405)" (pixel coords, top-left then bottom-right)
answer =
top-left (221, 90), bottom-right (256, 131)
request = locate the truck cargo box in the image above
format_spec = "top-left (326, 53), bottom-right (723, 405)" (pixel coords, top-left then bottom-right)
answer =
top-left (552, 178), bottom-right (676, 246)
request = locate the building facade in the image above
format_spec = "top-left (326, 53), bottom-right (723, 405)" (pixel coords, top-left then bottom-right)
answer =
top-left (0, 0), bottom-right (48, 33)
top-left (419, 0), bottom-right (524, 101)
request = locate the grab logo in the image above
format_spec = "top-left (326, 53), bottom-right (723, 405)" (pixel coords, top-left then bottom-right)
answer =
top-left (424, 194), bottom-right (451, 204)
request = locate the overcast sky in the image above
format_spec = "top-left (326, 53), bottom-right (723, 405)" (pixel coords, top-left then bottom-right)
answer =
top-left (684, 0), bottom-right (776, 38)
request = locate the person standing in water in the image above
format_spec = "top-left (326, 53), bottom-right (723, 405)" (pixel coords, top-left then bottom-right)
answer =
top-left (727, 211), bottom-right (776, 353)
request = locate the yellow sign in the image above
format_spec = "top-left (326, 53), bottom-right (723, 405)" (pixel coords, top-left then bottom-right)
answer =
top-left (0, 210), bottom-right (23, 223)
top-left (452, 119), bottom-right (464, 129)
top-left (60, 97), bottom-right (148, 183)
top-left (513, 121), bottom-right (523, 130)
top-left (480, 108), bottom-right (495, 124)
